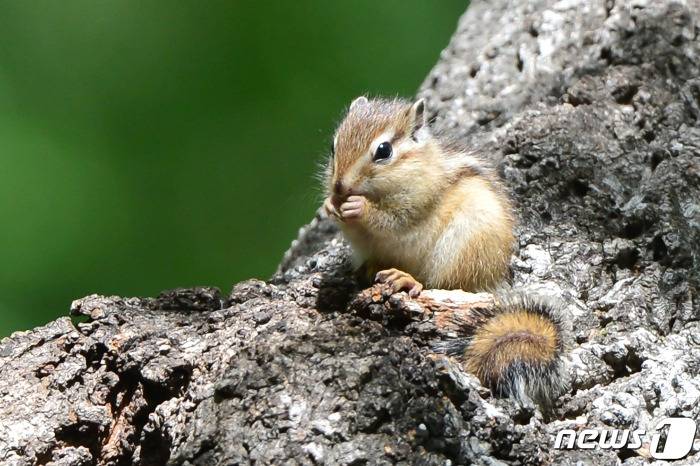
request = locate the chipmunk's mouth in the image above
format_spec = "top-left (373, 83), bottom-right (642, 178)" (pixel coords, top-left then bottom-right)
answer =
top-left (330, 194), bottom-right (344, 210)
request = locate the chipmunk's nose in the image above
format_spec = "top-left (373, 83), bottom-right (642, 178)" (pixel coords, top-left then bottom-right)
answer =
top-left (331, 180), bottom-right (349, 208)
top-left (334, 180), bottom-right (346, 196)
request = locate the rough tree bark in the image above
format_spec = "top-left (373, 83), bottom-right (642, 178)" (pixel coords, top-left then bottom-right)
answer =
top-left (2, 0), bottom-right (699, 464)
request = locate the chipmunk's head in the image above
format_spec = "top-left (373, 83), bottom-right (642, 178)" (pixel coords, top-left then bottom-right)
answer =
top-left (325, 96), bottom-right (435, 209)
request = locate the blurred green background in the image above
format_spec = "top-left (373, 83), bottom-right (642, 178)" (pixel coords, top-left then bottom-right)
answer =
top-left (0, 1), bottom-right (466, 337)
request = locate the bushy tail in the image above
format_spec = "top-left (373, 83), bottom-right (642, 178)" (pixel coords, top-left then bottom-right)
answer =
top-left (463, 293), bottom-right (568, 408)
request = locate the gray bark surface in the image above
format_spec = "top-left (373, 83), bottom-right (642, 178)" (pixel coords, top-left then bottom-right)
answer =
top-left (2, 0), bottom-right (699, 464)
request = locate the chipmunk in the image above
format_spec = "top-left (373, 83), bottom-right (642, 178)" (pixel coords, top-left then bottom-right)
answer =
top-left (322, 96), bottom-right (567, 406)
top-left (323, 96), bottom-right (514, 295)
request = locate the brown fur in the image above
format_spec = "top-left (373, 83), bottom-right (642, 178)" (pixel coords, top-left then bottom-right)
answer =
top-left (332, 99), bottom-right (413, 177)
top-left (428, 176), bottom-right (514, 290)
top-left (325, 96), bottom-right (515, 292)
top-left (466, 311), bottom-right (559, 386)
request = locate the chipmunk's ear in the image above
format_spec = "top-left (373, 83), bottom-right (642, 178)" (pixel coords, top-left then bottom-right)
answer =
top-left (350, 96), bottom-right (368, 110)
top-left (409, 98), bottom-right (427, 139)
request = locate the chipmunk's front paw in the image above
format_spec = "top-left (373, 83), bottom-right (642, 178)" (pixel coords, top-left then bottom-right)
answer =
top-left (323, 197), bottom-right (340, 219)
top-left (339, 195), bottom-right (366, 221)
top-left (375, 268), bottom-right (423, 298)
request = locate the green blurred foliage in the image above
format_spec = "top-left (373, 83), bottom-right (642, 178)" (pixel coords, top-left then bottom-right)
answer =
top-left (0, 1), bottom-right (466, 337)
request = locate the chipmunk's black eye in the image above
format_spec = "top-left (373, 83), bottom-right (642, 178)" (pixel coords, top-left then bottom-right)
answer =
top-left (373, 141), bottom-right (392, 162)
top-left (330, 140), bottom-right (335, 158)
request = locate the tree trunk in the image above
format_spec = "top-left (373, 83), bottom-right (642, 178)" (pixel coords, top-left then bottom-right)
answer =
top-left (2, 1), bottom-right (699, 464)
